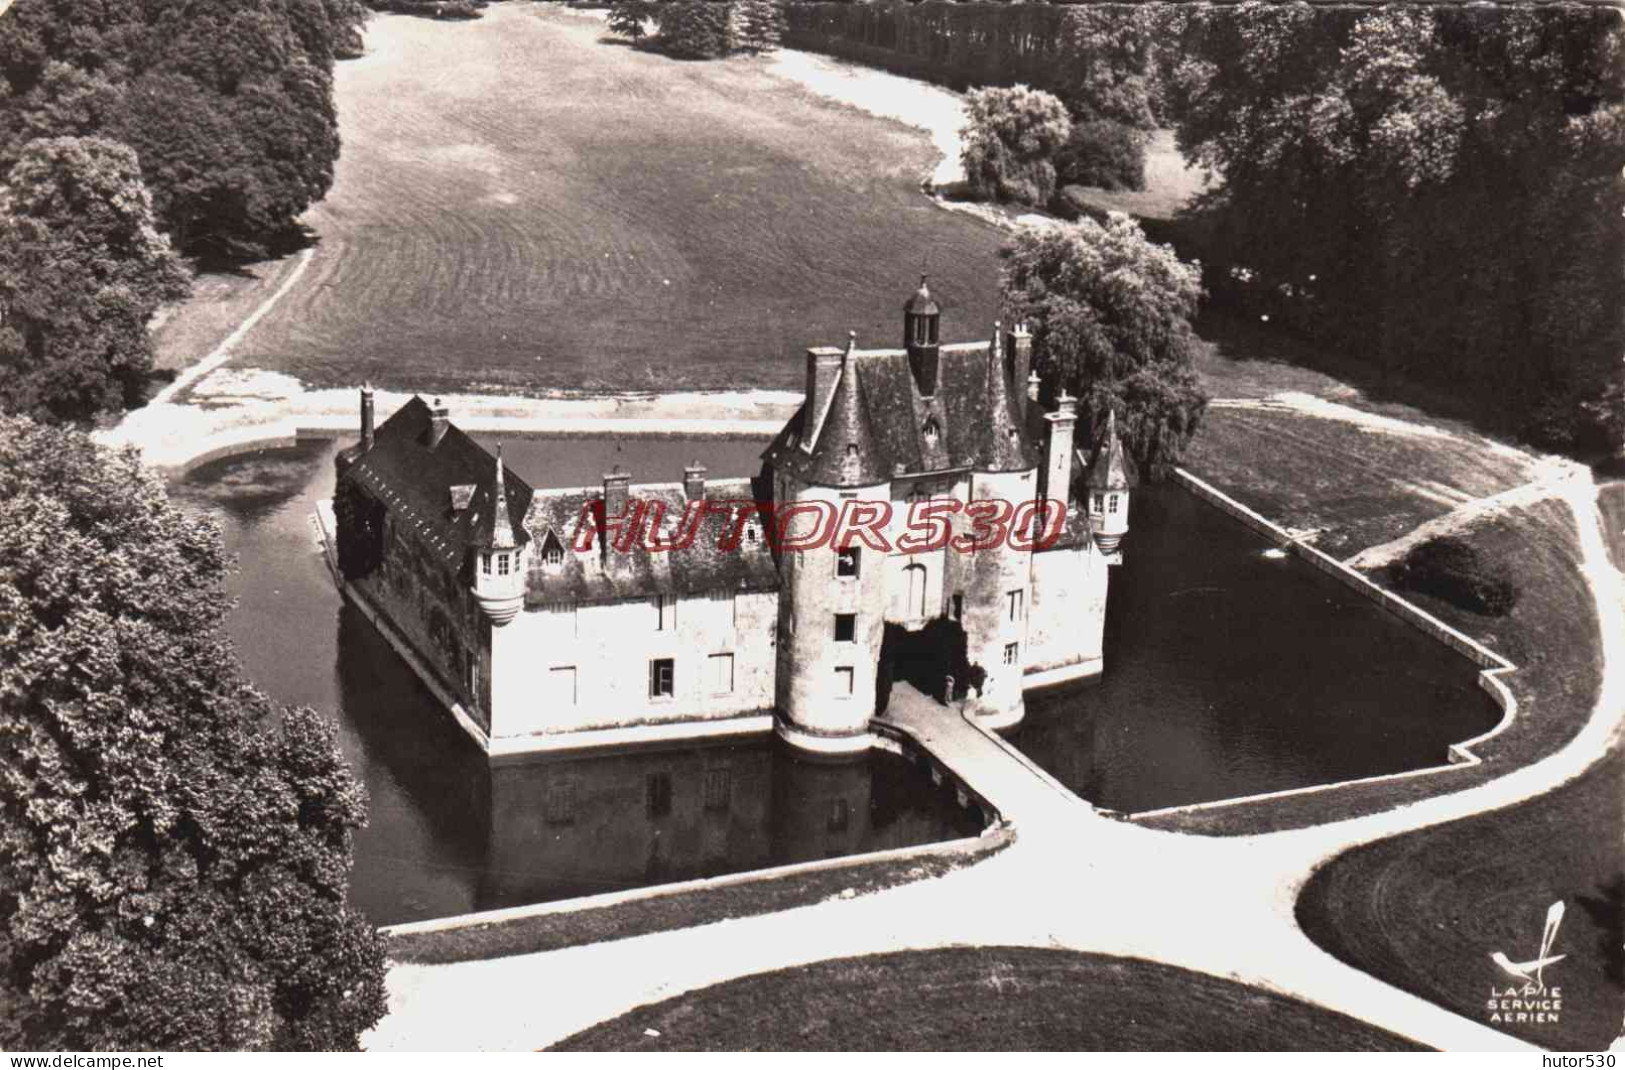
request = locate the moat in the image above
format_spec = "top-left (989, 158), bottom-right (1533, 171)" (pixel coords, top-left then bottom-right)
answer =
top-left (171, 434), bottom-right (1501, 922)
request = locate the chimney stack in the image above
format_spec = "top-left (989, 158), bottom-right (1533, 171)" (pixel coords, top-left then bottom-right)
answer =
top-left (360, 382), bottom-right (375, 451)
top-left (1009, 324), bottom-right (1033, 413)
top-left (429, 398), bottom-right (450, 448)
top-left (1027, 371), bottom-right (1041, 404)
top-left (1043, 391), bottom-right (1078, 503)
top-left (683, 461), bottom-right (707, 501)
top-left (603, 466), bottom-right (631, 520)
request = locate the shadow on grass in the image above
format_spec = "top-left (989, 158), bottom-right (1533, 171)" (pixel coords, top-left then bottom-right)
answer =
top-left (187, 223), bottom-right (321, 279)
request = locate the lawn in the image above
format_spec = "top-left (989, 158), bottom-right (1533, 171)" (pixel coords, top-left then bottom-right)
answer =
top-left (152, 3), bottom-right (1009, 397)
top-left (552, 946), bottom-right (1425, 1050)
top-left (1298, 750), bottom-right (1625, 1051)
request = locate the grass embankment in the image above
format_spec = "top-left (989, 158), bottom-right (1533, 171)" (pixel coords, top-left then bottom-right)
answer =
top-left (1298, 751), bottom-right (1624, 1051)
top-left (387, 831), bottom-right (1008, 966)
top-left (153, 3), bottom-right (1009, 399)
top-left (552, 946), bottom-right (1426, 1051)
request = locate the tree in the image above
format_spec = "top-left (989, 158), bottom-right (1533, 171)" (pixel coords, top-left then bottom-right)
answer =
top-left (736, 0), bottom-right (786, 54)
top-left (0, 0), bottom-right (352, 255)
top-left (960, 85), bottom-right (1072, 207)
top-left (1161, 3), bottom-right (1625, 454)
top-left (1000, 214), bottom-right (1208, 480)
top-left (0, 415), bottom-right (389, 1050)
top-left (659, 1), bottom-right (737, 61)
top-left (607, 1), bottom-right (650, 44)
top-left (0, 137), bottom-right (192, 423)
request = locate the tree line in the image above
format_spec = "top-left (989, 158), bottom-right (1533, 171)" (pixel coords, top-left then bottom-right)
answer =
top-left (869, 1), bottom-right (1622, 456)
top-left (0, 0), bottom-right (367, 423)
top-left (608, 0), bottom-right (788, 60)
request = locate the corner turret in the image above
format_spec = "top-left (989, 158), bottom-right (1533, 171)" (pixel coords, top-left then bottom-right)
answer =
top-left (1087, 410), bottom-right (1137, 554)
top-left (473, 443), bottom-right (527, 626)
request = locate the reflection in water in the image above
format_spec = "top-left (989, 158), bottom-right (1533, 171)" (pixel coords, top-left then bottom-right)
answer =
top-left (1010, 487), bottom-right (1502, 813)
top-left (172, 437), bottom-right (981, 926)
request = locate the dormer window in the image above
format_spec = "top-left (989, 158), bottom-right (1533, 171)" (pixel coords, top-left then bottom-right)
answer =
top-left (481, 552), bottom-right (492, 576)
top-left (541, 532), bottom-right (564, 567)
top-left (1109, 494), bottom-right (1121, 514)
top-left (922, 418), bottom-right (940, 449)
top-left (497, 552), bottom-right (511, 576)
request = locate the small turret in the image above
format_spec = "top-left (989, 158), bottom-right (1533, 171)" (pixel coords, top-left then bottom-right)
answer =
top-left (474, 444), bottom-right (526, 626)
top-left (1087, 410), bottom-right (1138, 554)
top-left (903, 275), bottom-right (940, 397)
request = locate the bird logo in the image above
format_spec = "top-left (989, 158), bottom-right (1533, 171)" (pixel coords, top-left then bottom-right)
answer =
top-left (1490, 901), bottom-right (1566, 989)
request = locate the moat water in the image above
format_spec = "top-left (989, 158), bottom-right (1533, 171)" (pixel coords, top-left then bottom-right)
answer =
top-left (171, 434), bottom-right (1502, 920)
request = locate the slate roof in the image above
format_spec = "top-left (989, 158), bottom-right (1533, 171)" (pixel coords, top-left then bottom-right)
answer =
top-left (762, 338), bottom-right (1041, 488)
top-left (342, 396), bottom-right (532, 569)
top-left (1087, 409), bottom-right (1139, 491)
top-left (521, 478), bottom-right (780, 605)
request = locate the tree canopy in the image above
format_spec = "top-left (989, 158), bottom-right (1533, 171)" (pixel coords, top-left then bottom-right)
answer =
top-left (0, 137), bottom-right (191, 423)
top-left (961, 84), bottom-right (1072, 208)
top-left (0, 0), bottom-right (362, 254)
top-left (0, 416), bottom-right (388, 1049)
top-left (1162, 3), bottom-right (1625, 453)
top-left (1000, 215), bottom-right (1207, 481)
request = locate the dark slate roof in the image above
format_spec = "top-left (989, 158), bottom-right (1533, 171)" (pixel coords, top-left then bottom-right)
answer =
top-left (903, 275), bottom-right (939, 316)
top-left (521, 478), bottom-right (779, 604)
top-left (1087, 410), bottom-right (1139, 491)
top-left (980, 325), bottom-right (1029, 473)
top-left (342, 396), bottom-right (532, 568)
top-left (762, 339), bottom-right (1040, 487)
top-left (802, 341), bottom-right (889, 488)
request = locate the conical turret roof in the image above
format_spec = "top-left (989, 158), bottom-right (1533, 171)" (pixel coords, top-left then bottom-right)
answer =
top-left (1087, 410), bottom-right (1138, 491)
top-left (903, 274), bottom-right (939, 316)
top-left (804, 333), bottom-right (888, 487)
top-left (490, 443), bottom-right (517, 549)
top-left (978, 322), bottom-right (1033, 473)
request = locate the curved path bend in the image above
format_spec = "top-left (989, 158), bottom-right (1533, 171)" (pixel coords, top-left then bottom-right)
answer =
top-left (366, 471), bottom-right (1621, 1052)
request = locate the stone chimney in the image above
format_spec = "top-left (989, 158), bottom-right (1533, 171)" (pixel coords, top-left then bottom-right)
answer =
top-left (360, 382), bottom-right (375, 452)
top-left (1027, 371), bottom-right (1041, 404)
top-left (683, 461), bottom-right (706, 501)
top-left (1009, 324), bottom-right (1033, 414)
top-left (604, 466), bottom-right (631, 520)
top-left (1043, 391), bottom-right (1078, 503)
top-left (429, 398), bottom-right (451, 448)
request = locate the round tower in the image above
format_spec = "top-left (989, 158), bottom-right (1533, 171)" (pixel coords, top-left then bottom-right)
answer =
top-left (775, 333), bottom-right (887, 756)
top-left (1087, 410), bottom-right (1137, 554)
top-left (960, 322), bottom-right (1038, 731)
top-left (473, 444), bottom-right (528, 626)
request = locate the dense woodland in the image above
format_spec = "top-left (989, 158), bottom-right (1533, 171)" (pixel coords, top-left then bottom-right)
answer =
top-left (0, 0), bottom-right (365, 422)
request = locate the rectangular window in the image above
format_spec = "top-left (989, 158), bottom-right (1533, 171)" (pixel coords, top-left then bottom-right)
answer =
top-left (1108, 494), bottom-right (1120, 515)
top-left (703, 768), bottom-right (731, 813)
top-left (548, 665), bottom-right (577, 706)
top-left (836, 546), bottom-right (860, 579)
top-left (645, 772), bottom-right (672, 819)
top-left (545, 777), bottom-right (576, 826)
top-left (834, 613), bottom-right (856, 643)
top-left (650, 657), bottom-right (675, 699)
top-left (1091, 493), bottom-right (1104, 516)
top-left (481, 552), bottom-right (492, 576)
top-left (497, 553), bottom-right (510, 576)
top-left (652, 594), bottom-right (677, 631)
top-left (708, 652), bottom-right (734, 695)
top-left (835, 666), bottom-right (855, 698)
top-left (827, 797), bottom-right (850, 833)
top-left (1007, 589), bottom-right (1024, 622)
top-left (1003, 642), bottom-right (1019, 666)
top-left (544, 543), bottom-right (563, 566)
top-left (467, 650), bottom-right (480, 698)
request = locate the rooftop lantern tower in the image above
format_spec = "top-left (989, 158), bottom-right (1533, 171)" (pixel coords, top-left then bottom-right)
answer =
top-left (1087, 410), bottom-right (1138, 554)
top-left (903, 274), bottom-right (941, 397)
